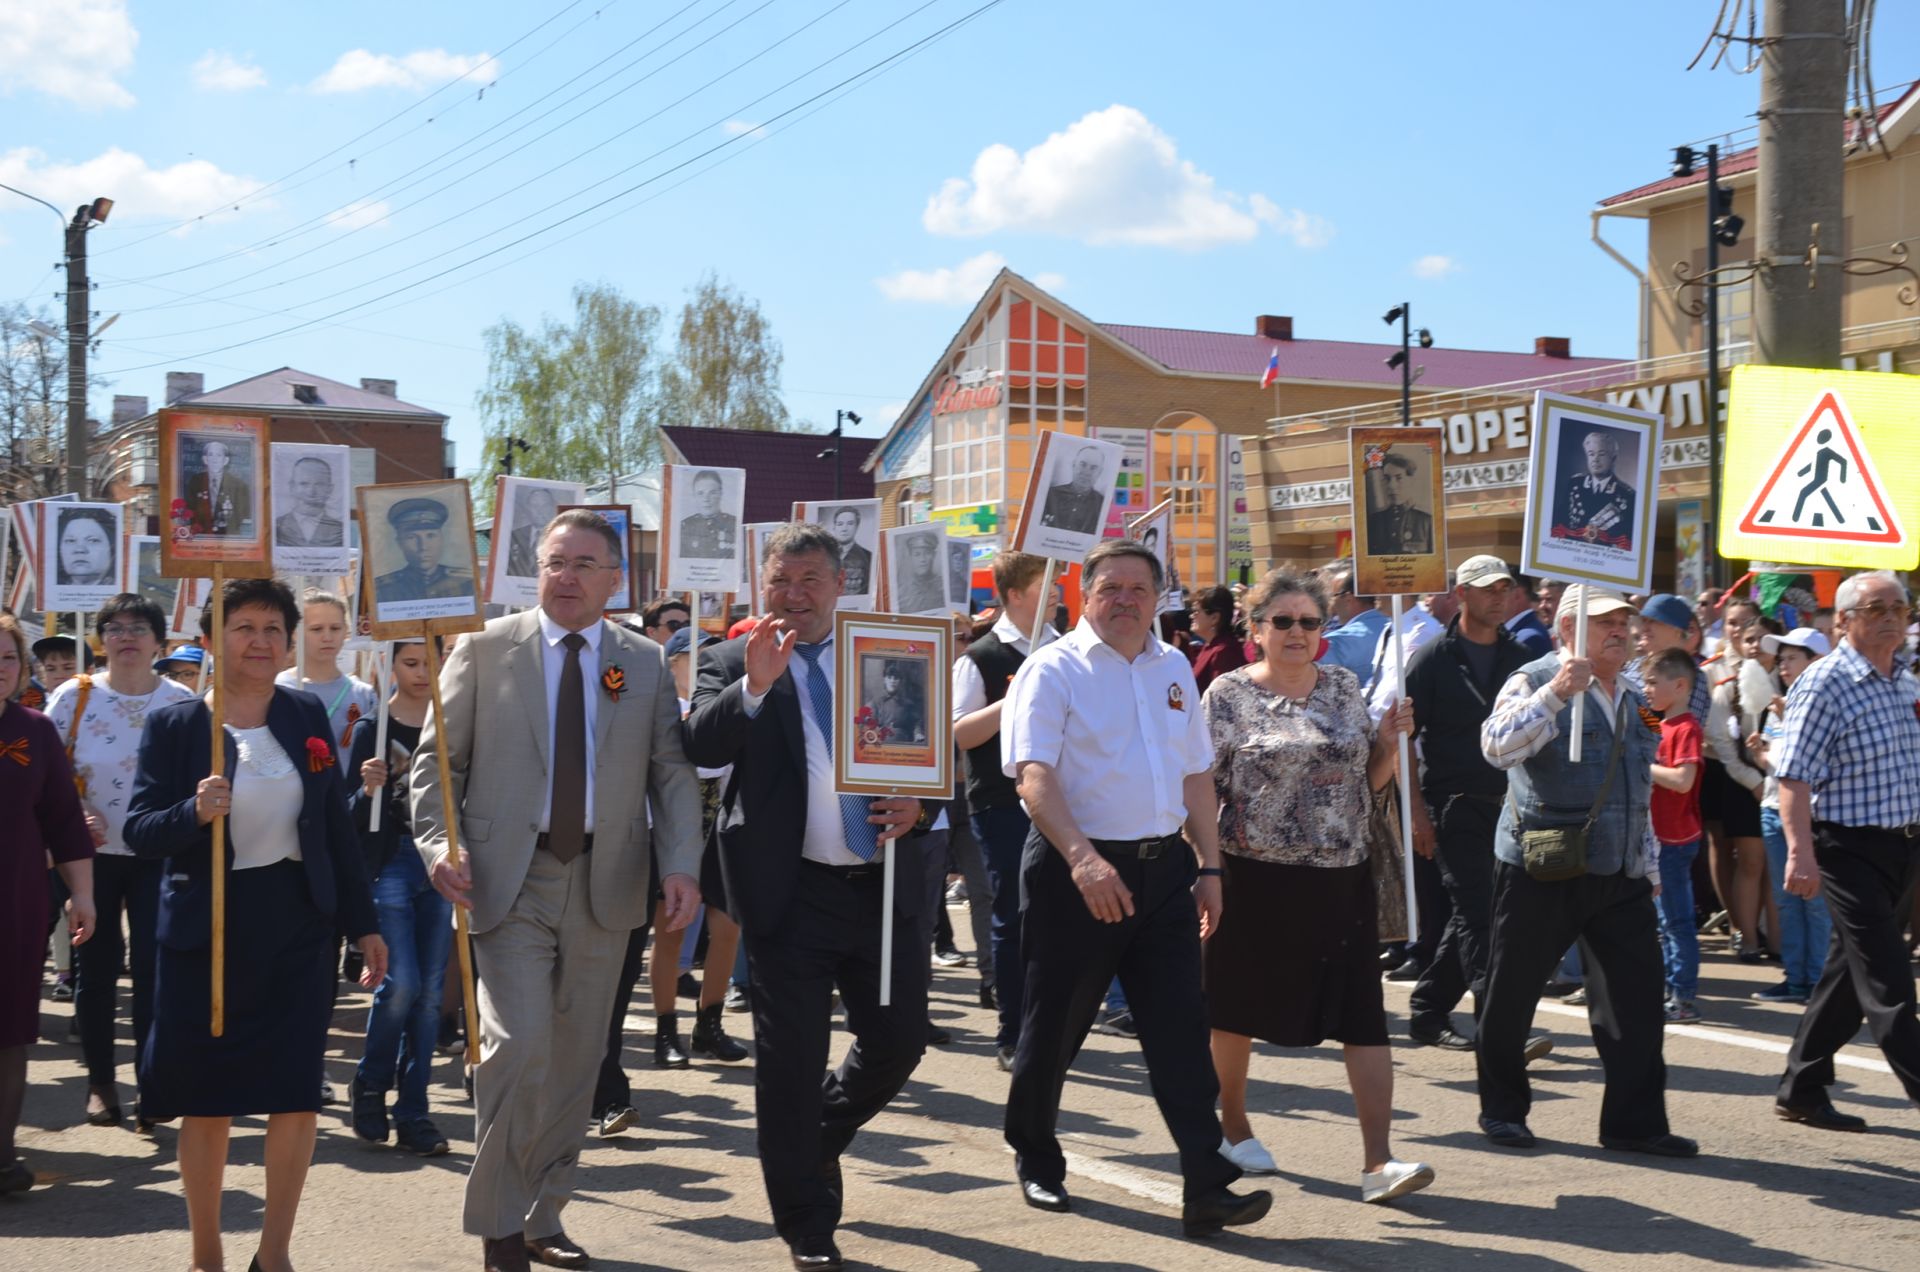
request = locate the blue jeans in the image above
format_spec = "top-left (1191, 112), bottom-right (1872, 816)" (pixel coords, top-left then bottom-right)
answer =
top-left (971, 803), bottom-right (1031, 1048)
top-left (357, 842), bottom-right (453, 1121)
top-left (1760, 807), bottom-right (1835, 992)
top-left (1656, 839), bottom-right (1701, 1002)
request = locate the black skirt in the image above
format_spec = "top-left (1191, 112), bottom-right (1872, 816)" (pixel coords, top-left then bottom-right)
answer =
top-left (1204, 854), bottom-right (1387, 1048)
top-left (140, 859), bottom-right (335, 1120)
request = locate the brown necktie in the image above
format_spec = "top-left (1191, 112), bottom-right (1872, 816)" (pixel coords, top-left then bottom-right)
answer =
top-left (548, 632), bottom-right (588, 862)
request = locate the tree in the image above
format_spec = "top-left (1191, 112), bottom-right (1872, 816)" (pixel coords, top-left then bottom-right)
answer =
top-left (475, 282), bottom-right (662, 511)
top-left (659, 273), bottom-right (792, 433)
top-left (0, 301), bottom-right (69, 503)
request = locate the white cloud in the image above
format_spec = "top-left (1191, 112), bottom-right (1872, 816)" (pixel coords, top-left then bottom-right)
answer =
top-left (722, 119), bottom-right (768, 140)
top-left (325, 199), bottom-right (391, 231)
top-left (311, 48), bottom-right (491, 94)
top-left (876, 252), bottom-right (1064, 305)
top-left (0, 0), bottom-right (138, 108)
top-left (192, 51), bottom-right (266, 92)
top-left (1412, 254), bottom-right (1461, 279)
top-left (0, 146), bottom-right (265, 224)
top-left (923, 105), bottom-right (1327, 252)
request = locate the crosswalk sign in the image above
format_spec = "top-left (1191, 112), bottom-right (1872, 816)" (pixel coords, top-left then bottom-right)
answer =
top-left (1719, 365), bottom-right (1920, 570)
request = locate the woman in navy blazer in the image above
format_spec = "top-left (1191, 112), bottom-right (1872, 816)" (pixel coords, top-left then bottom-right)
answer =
top-left (125, 577), bottom-right (385, 1272)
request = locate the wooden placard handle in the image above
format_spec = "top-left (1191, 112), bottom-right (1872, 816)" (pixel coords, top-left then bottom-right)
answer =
top-left (425, 636), bottom-right (482, 1067)
top-left (209, 564), bottom-right (227, 1037)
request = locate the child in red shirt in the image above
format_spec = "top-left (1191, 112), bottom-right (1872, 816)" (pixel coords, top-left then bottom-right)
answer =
top-left (1646, 648), bottom-right (1704, 1021)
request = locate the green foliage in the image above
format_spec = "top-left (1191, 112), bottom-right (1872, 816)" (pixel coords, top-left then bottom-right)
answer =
top-left (658, 273), bottom-right (789, 433)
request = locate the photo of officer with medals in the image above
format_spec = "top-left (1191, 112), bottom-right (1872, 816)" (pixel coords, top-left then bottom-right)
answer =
top-left (1551, 426), bottom-right (1638, 551)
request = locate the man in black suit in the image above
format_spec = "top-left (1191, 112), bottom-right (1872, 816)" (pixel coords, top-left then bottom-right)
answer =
top-left (685, 523), bottom-right (929, 1272)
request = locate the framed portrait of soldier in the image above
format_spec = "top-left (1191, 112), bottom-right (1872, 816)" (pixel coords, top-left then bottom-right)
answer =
top-left (159, 409), bottom-right (272, 578)
top-left (743, 521), bottom-right (786, 596)
top-left (657, 463), bottom-right (745, 593)
top-left (696, 590), bottom-right (732, 637)
top-left (832, 611), bottom-right (952, 798)
top-left (944, 534), bottom-right (973, 612)
top-left (880, 523), bottom-right (954, 617)
top-left (270, 442), bottom-right (352, 576)
top-left (1011, 430), bottom-right (1124, 563)
top-left (40, 500), bottom-right (125, 612)
top-left (124, 534), bottom-right (177, 618)
top-left (1522, 392), bottom-right (1663, 591)
top-left (1127, 497), bottom-right (1184, 613)
top-left (559, 503), bottom-right (638, 614)
top-left (486, 476), bottom-right (586, 608)
top-left (1348, 426), bottom-right (1448, 597)
top-left (794, 498), bottom-right (881, 609)
top-left (357, 479), bottom-right (484, 638)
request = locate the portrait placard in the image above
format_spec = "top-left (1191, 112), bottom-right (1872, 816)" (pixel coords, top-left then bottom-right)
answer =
top-left (1126, 497), bottom-right (1183, 613)
top-left (39, 500), bottom-right (125, 612)
top-left (1348, 427), bottom-right (1449, 598)
top-left (1521, 392), bottom-right (1664, 592)
top-left (125, 534), bottom-right (176, 616)
top-left (357, 479), bottom-right (484, 638)
top-left (657, 464), bottom-right (745, 594)
top-left (794, 499), bottom-right (881, 609)
top-left (159, 409), bottom-right (272, 578)
top-left (832, 611), bottom-right (952, 798)
top-left (880, 522), bottom-right (955, 617)
top-left (742, 521), bottom-right (787, 598)
top-left (170, 577), bottom-right (212, 640)
top-left (487, 476), bottom-right (586, 608)
top-left (558, 503), bottom-right (638, 614)
top-left (696, 591), bottom-right (732, 636)
top-left (1010, 431), bottom-right (1124, 562)
top-left (945, 533), bottom-right (973, 613)
top-left (6, 493), bottom-right (77, 614)
top-left (270, 442), bottom-right (352, 576)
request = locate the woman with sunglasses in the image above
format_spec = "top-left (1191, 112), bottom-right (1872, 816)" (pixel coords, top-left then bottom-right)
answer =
top-left (1200, 568), bottom-right (1432, 1203)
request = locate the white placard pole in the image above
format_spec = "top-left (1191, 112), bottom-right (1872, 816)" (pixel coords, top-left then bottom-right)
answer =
top-left (1389, 595), bottom-right (1418, 943)
top-left (879, 835), bottom-right (897, 1008)
top-left (1568, 588), bottom-right (1589, 763)
top-left (368, 647), bottom-right (392, 833)
top-left (1029, 558), bottom-right (1058, 651)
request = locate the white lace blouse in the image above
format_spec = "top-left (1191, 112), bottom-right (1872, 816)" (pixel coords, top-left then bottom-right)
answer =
top-left (228, 726), bottom-right (305, 871)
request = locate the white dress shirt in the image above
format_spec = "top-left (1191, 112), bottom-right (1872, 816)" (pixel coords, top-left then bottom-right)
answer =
top-left (1366, 603), bottom-right (1445, 720)
top-left (740, 635), bottom-right (871, 866)
top-left (537, 610), bottom-right (602, 833)
top-left (1001, 620), bottom-right (1215, 840)
top-left (951, 612), bottom-right (1057, 723)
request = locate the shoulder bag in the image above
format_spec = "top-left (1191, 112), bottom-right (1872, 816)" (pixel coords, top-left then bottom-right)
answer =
top-left (1514, 696), bottom-right (1625, 882)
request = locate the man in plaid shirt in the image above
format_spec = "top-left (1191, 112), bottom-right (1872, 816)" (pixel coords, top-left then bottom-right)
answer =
top-left (1773, 571), bottom-right (1920, 1130)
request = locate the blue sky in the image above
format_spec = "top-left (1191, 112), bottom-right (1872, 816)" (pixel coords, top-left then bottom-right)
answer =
top-left (5, 0), bottom-right (1913, 470)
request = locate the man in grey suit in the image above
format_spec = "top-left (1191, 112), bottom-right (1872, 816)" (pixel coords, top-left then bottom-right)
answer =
top-left (414, 507), bottom-right (703, 1272)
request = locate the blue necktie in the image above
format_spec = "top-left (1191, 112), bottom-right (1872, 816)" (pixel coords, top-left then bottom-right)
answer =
top-left (793, 641), bottom-right (881, 862)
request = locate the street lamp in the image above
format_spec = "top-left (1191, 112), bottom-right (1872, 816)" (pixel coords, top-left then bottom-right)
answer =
top-left (1669, 143), bottom-right (1743, 589)
top-left (1381, 304), bottom-right (1433, 427)
top-left (817, 409), bottom-right (860, 499)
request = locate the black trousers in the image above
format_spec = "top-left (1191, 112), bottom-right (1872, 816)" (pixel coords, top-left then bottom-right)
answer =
top-left (746, 863), bottom-right (927, 1242)
top-left (76, 855), bottom-right (162, 1090)
top-left (1408, 795), bottom-right (1500, 1035)
top-left (591, 919), bottom-right (652, 1116)
top-left (1476, 862), bottom-right (1670, 1140)
top-left (1005, 831), bottom-right (1237, 1200)
top-left (1780, 823), bottom-right (1920, 1108)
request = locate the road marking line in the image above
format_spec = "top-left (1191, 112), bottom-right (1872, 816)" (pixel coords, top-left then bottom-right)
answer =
top-left (1061, 1147), bottom-right (1184, 1207)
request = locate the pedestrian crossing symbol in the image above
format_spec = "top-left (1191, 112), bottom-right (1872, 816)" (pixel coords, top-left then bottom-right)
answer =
top-left (1720, 365), bottom-right (1920, 570)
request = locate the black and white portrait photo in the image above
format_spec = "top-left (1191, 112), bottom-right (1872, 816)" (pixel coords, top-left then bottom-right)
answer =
top-left (663, 464), bottom-right (747, 592)
top-left (1013, 431), bottom-right (1123, 562)
top-left (945, 536), bottom-right (972, 610)
top-left (271, 442), bottom-right (352, 575)
top-left (884, 524), bottom-right (949, 616)
top-left (1042, 442), bottom-right (1109, 536)
top-left (859, 655), bottom-right (929, 746)
top-left (1364, 447), bottom-right (1435, 556)
top-left (359, 480), bottom-right (482, 632)
top-left (43, 502), bottom-right (124, 611)
top-left (677, 470), bottom-right (738, 560)
top-left (795, 498), bottom-right (881, 607)
top-left (486, 475), bottom-right (585, 607)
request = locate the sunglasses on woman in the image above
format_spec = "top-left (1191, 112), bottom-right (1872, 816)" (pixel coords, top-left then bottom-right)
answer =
top-left (1254, 615), bottom-right (1324, 631)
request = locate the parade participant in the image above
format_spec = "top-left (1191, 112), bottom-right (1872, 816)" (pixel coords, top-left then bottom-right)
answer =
top-left (1001, 539), bottom-right (1271, 1236)
top-left (412, 508), bottom-right (702, 1272)
top-left (345, 640), bottom-right (453, 1157)
top-left (1773, 571), bottom-right (1920, 1128)
top-left (1316, 562), bottom-right (1389, 680)
top-left (1645, 649), bottom-right (1705, 1023)
top-left (1705, 617), bottom-right (1781, 963)
top-left (156, 645), bottom-right (208, 689)
top-left (32, 634), bottom-right (79, 696)
top-left (277, 592), bottom-right (378, 756)
top-left (1401, 558), bottom-right (1550, 1059)
top-left (1504, 572), bottom-right (1554, 658)
top-left (685, 523), bottom-right (930, 1271)
top-left (0, 612), bottom-right (96, 1196)
top-left (1187, 585), bottom-right (1247, 696)
top-left (45, 595), bottom-right (197, 1132)
top-left (639, 596), bottom-right (691, 645)
top-left (952, 552), bottom-right (1056, 1071)
top-left (1478, 584), bottom-right (1695, 1158)
top-left (124, 576), bottom-right (387, 1272)
top-left (1744, 627), bottom-right (1833, 1004)
top-left (1202, 567), bottom-right (1433, 1203)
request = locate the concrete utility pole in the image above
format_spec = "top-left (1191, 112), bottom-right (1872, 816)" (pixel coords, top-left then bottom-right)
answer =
top-left (65, 205), bottom-right (92, 496)
top-left (1754, 0), bottom-right (1847, 369)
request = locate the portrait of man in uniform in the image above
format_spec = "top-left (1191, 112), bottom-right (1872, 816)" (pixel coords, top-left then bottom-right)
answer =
top-left (945, 537), bottom-right (971, 609)
top-left (1365, 450), bottom-right (1434, 555)
top-left (507, 487), bottom-right (560, 578)
top-left (862, 656), bottom-right (928, 746)
top-left (678, 470), bottom-right (738, 561)
top-left (1041, 444), bottom-right (1107, 536)
top-left (830, 505), bottom-right (873, 594)
top-left (275, 455), bottom-right (346, 548)
top-left (891, 529), bottom-right (946, 614)
top-left (374, 497), bottom-right (473, 603)
top-left (1551, 425), bottom-right (1638, 551)
top-left (184, 438), bottom-right (255, 536)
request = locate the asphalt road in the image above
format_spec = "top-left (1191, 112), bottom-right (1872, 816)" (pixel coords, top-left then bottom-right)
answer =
top-left (7, 924), bottom-right (1918, 1271)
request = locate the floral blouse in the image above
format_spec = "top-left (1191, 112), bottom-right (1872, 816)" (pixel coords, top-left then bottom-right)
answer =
top-left (1203, 663), bottom-right (1376, 868)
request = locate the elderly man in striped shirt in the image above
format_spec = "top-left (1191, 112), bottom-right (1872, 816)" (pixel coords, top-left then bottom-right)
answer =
top-left (1773, 570), bottom-right (1920, 1131)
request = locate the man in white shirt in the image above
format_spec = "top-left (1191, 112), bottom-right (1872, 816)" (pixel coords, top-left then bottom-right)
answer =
top-left (1000, 539), bottom-right (1271, 1237)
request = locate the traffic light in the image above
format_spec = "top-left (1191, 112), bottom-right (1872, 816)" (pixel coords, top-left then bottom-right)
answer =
top-left (1711, 184), bottom-right (1743, 247)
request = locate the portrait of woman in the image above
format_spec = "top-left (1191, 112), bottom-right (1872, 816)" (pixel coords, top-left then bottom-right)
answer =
top-left (56, 508), bottom-right (118, 587)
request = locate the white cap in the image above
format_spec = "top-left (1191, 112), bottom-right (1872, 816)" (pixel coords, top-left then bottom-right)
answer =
top-left (1557, 583), bottom-right (1634, 619)
top-left (1761, 627), bottom-right (1831, 658)
top-left (1457, 555), bottom-right (1513, 588)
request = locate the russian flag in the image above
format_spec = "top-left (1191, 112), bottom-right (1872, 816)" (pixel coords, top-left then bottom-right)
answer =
top-left (1259, 346), bottom-right (1280, 389)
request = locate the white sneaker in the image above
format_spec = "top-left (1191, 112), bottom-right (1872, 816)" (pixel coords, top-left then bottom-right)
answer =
top-left (1361, 1158), bottom-right (1434, 1204)
top-left (1218, 1135), bottom-right (1277, 1173)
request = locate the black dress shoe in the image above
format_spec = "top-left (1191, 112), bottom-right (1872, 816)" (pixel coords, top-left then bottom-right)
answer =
top-left (978, 981), bottom-right (996, 1011)
top-left (1408, 1026), bottom-right (1474, 1051)
top-left (1019, 1176), bottom-right (1070, 1212)
top-left (926, 1021), bottom-right (953, 1046)
top-left (1478, 1115), bottom-right (1537, 1148)
top-left (1775, 1098), bottom-right (1868, 1132)
top-left (1181, 1186), bottom-right (1272, 1237)
top-left (788, 1234), bottom-right (843, 1270)
top-left (0, 1160), bottom-right (31, 1195)
top-left (525, 1231), bottom-right (591, 1268)
top-left (1599, 1132), bottom-right (1700, 1158)
top-left (483, 1235), bottom-right (532, 1272)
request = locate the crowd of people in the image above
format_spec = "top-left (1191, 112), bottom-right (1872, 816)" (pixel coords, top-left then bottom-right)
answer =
top-left (5, 509), bottom-right (1920, 1272)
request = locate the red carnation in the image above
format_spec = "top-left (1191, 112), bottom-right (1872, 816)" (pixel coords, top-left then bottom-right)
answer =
top-left (306, 736), bottom-right (332, 773)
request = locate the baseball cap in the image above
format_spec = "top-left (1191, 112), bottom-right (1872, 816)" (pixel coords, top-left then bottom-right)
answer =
top-left (1761, 627), bottom-right (1831, 659)
top-left (1558, 584), bottom-right (1634, 619)
top-left (1639, 593), bottom-right (1695, 633)
top-left (155, 645), bottom-right (206, 670)
top-left (663, 627), bottom-right (712, 658)
top-left (31, 634), bottom-right (77, 660)
top-left (1456, 555), bottom-right (1513, 589)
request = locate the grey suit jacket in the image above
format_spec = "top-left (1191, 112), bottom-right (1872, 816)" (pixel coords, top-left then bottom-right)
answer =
top-left (410, 609), bottom-right (703, 934)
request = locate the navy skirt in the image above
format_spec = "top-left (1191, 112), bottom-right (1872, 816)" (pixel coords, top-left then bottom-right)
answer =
top-left (140, 859), bottom-right (335, 1119)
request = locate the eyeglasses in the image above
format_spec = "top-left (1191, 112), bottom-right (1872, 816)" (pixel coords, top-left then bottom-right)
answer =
top-left (540, 557), bottom-right (614, 577)
top-left (1847, 601), bottom-right (1908, 621)
top-left (1254, 615), bottom-right (1324, 631)
top-left (102, 623), bottom-right (153, 639)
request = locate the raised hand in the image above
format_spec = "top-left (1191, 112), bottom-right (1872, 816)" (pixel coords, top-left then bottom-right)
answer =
top-left (744, 616), bottom-right (799, 697)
